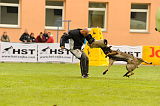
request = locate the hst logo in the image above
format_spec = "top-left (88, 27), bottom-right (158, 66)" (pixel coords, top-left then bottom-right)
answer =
top-left (40, 47), bottom-right (70, 55)
top-left (2, 46), bottom-right (35, 55)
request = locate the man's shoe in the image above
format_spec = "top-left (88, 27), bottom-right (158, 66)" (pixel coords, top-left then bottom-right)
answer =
top-left (82, 74), bottom-right (89, 78)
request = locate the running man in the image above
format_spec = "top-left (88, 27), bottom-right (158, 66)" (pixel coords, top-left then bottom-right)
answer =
top-left (60, 28), bottom-right (108, 78)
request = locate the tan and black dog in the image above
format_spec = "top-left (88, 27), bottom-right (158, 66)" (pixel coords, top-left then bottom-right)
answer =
top-left (101, 46), bottom-right (152, 77)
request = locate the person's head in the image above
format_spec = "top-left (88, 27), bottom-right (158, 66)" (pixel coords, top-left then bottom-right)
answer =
top-left (80, 28), bottom-right (89, 37)
top-left (39, 32), bottom-right (43, 37)
top-left (24, 29), bottom-right (28, 34)
top-left (30, 33), bottom-right (34, 37)
top-left (3, 32), bottom-right (7, 36)
top-left (44, 29), bottom-right (48, 34)
top-left (48, 32), bottom-right (52, 37)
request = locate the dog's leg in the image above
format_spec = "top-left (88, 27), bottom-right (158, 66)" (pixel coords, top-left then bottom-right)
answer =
top-left (129, 72), bottom-right (134, 76)
top-left (124, 72), bottom-right (134, 77)
top-left (103, 59), bottom-right (114, 75)
top-left (123, 71), bottom-right (130, 77)
top-left (124, 64), bottom-right (135, 77)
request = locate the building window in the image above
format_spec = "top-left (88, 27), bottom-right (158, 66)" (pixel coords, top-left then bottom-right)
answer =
top-left (130, 4), bottom-right (149, 32)
top-left (45, 0), bottom-right (64, 29)
top-left (88, 2), bottom-right (106, 30)
top-left (0, 0), bottom-right (20, 28)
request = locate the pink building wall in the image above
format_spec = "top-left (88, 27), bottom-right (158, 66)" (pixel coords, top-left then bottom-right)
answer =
top-left (0, 0), bottom-right (160, 46)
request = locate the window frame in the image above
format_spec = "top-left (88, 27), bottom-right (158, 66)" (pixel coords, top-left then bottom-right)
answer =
top-left (88, 3), bottom-right (107, 31)
top-left (130, 4), bottom-right (149, 33)
top-left (0, 2), bottom-right (20, 28)
top-left (45, 3), bottom-right (64, 30)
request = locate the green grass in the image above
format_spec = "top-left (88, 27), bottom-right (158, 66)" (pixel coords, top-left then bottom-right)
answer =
top-left (0, 63), bottom-right (160, 106)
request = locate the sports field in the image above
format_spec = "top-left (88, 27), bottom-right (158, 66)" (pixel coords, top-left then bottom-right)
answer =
top-left (0, 63), bottom-right (160, 106)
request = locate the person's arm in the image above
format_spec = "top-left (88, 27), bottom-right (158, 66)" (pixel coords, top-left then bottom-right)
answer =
top-left (42, 36), bottom-right (47, 43)
top-left (85, 34), bottom-right (95, 44)
top-left (1, 36), bottom-right (4, 42)
top-left (35, 36), bottom-right (39, 43)
top-left (32, 37), bottom-right (36, 42)
top-left (7, 35), bottom-right (10, 42)
top-left (19, 34), bottom-right (25, 42)
top-left (60, 32), bottom-right (72, 48)
top-left (46, 37), bottom-right (50, 43)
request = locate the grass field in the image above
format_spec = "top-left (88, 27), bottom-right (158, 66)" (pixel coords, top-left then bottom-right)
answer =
top-left (0, 63), bottom-right (160, 106)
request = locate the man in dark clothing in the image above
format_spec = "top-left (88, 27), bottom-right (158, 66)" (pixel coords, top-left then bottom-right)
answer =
top-left (60, 28), bottom-right (91, 78)
top-left (60, 28), bottom-right (108, 78)
top-left (19, 30), bottom-right (30, 43)
top-left (43, 30), bottom-right (49, 41)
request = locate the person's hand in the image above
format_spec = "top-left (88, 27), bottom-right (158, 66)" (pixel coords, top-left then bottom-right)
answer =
top-left (61, 46), bottom-right (65, 50)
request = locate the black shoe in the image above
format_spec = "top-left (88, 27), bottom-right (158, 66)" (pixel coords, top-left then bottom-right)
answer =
top-left (82, 74), bottom-right (89, 78)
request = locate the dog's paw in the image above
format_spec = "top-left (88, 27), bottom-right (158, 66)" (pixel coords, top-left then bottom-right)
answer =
top-left (103, 71), bottom-right (106, 75)
top-left (123, 75), bottom-right (130, 78)
top-left (103, 71), bottom-right (107, 75)
top-left (103, 70), bottom-right (108, 75)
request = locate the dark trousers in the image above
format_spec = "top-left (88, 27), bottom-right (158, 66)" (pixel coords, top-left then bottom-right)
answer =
top-left (80, 52), bottom-right (89, 76)
top-left (70, 49), bottom-right (89, 76)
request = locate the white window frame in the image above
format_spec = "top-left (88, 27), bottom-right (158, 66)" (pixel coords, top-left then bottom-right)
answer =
top-left (45, 5), bottom-right (64, 30)
top-left (88, 5), bottom-right (107, 31)
top-left (0, 2), bottom-right (20, 28)
top-left (130, 6), bottom-right (149, 33)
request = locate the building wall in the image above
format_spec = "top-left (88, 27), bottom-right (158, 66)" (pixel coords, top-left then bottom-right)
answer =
top-left (106, 0), bottom-right (160, 46)
top-left (0, 0), bottom-right (160, 46)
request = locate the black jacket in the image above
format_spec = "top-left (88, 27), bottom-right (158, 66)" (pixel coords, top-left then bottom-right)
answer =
top-left (19, 33), bottom-right (30, 42)
top-left (60, 29), bottom-right (95, 50)
top-left (43, 33), bottom-right (48, 40)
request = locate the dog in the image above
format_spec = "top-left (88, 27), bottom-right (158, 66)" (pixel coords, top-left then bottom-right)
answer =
top-left (101, 46), bottom-right (152, 77)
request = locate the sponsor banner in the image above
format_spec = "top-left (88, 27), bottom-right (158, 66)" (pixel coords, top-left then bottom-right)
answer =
top-left (143, 46), bottom-right (160, 65)
top-left (111, 45), bottom-right (142, 64)
top-left (37, 43), bottom-right (73, 63)
top-left (0, 42), bottom-right (144, 64)
top-left (72, 56), bottom-right (79, 63)
top-left (0, 42), bottom-right (37, 62)
top-left (0, 43), bottom-right (1, 61)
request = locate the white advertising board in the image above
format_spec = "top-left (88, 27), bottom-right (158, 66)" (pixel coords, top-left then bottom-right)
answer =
top-left (0, 42), bottom-right (37, 62)
top-left (37, 43), bottom-right (73, 63)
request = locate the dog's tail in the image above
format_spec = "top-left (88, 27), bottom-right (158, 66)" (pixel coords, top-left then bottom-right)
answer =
top-left (138, 58), bottom-right (152, 64)
top-left (143, 61), bottom-right (152, 64)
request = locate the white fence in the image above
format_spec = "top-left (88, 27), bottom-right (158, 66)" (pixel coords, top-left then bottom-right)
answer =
top-left (0, 42), bottom-right (142, 63)
top-left (0, 42), bottom-right (74, 63)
